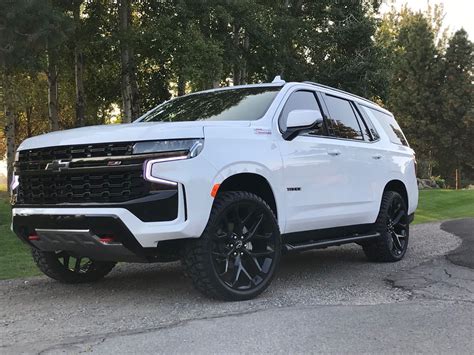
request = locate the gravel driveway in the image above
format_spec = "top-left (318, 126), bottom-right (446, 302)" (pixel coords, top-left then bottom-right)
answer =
top-left (1, 220), bottom-right (472, 354)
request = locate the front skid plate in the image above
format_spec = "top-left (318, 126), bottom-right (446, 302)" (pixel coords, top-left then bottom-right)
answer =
top-left (31, 229), bottom-right (140, 262)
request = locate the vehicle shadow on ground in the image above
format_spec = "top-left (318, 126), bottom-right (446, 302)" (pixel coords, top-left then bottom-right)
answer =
top-left (40, 247), bottom-right (373, 297)
top-left (2, 245), bottom-right (373, 303)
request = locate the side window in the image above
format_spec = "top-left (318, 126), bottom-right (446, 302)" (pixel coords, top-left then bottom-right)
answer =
top-left (279, 91), bottom-right (324, 135)
top-left (353, 104), bottom-right (380, 141)
top-left (324, 95), bottom-right (363, 140)
top-left (362, 112), bottom-right (380, 141)
top-left (362, 106), bottom-right (408, 146)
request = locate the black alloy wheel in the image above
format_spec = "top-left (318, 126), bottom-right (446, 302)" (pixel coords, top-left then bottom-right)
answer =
top-left (32, 249), bottom-right (116, 283)
top-left (183, 191), bottom-right (281, 301)
top-left (387, 195), bottom-right (408, 256)
top-left (211, 201), bottom-right (278, 291)
top-left (363, 191), bottom-right (409, 262)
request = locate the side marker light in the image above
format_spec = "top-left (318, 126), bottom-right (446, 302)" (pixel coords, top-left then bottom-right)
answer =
top-left (211, 184), bottom-right (220, 198)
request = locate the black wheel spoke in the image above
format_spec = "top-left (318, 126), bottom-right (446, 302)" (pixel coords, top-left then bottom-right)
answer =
top-left (242, 250), bottom-right (263, 272)
top-left (212, 251), bottom-right (229, 258)
top-left (239, 262), bottom-right (253, 283)
top-left (215, 230), bottom-right (228, 239)
top-left (210, 199), bottom-right (278, 292)
top-left (74, 257), bottom-right (82, 273)
top-left (223, 214), bottom-right (234, 234)
top-left (218, 257), bottom-right (230, 276)
top-left (231, 258), bottom-right (243, 286)
top-left (230, 206), bottom-right (244, 234)
top-left (63, 255), bottom-right (70, 269)
top-left (244, 214), bottom-right (264, 242)
top-left (242, 205), bottom-right (257, 225)
top-left (392, 210), bottom-right (404, 225)
top-left (247, 249), bottom-right (273, 258)
top-left (391, 231), bottom-right (403, 251)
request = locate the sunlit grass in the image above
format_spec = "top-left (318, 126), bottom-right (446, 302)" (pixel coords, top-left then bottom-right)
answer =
top-left (0, 185), bottom-right (41, 279)
top-left (413, 189), bottom-right (474, 224)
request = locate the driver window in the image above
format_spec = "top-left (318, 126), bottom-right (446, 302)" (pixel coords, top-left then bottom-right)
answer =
top-left (279, 91), bottom-right (324, 135)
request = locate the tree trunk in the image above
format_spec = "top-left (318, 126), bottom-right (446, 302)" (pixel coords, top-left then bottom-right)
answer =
top-left (119, 0), bottom-right (139, 123)
top-left (25, 105), bottom-right (32, 137)
top-left (3, 84), bottom-right (15, 193)
top-left (455, 168), bottom-right (461, 190)
top-left (74, 1), bottom-right (86, 127)
top-left (47, 42), bottom-right (60, 131)
top-left (241, 32), bottom-right (249, 85)
top-left (232, 24), bottom-right (241, 86)
top-left (177, 76), bottom-right (186, 96)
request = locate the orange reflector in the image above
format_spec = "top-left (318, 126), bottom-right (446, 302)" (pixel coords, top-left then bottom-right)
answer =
top-left (211, 184), bottom-right (220, 198)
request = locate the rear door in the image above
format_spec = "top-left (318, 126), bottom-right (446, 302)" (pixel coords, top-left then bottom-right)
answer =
top-left (319, 93), bottom-right (384, 224)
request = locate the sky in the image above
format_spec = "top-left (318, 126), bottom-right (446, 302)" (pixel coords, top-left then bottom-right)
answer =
top-left (380, 0), bottom-right (474, 39)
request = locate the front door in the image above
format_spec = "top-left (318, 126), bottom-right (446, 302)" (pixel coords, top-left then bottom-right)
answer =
top-left (277, 90), bottom-right (379, 234)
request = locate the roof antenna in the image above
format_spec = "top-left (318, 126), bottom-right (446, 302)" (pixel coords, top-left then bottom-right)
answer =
top-left (272, 75), bottom-right (286, 84)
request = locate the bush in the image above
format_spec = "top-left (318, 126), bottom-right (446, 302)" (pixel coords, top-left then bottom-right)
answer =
top-left (432, 176), bottom-right (446, 189)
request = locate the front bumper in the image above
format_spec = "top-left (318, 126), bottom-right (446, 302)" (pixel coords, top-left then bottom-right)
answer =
top-left (12, 152), bottom-right (220, 261)
top-left (12, 185), bottom-right (191, 250)
top-left (13, 214), bottom-right (147, 262)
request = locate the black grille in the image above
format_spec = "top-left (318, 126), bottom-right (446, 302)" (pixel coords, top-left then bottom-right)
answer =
top-left (15, 142), bottom-right (164, 205)
top-left (17, 169), bottom-right (152, 204)
top-left (17, 142), bottom-right (134, 171)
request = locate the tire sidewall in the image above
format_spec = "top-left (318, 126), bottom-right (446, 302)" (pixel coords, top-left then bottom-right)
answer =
top-left (204, 193), bottom-right (281, 301)
top-left (380, 192), bottom-right (409, 260)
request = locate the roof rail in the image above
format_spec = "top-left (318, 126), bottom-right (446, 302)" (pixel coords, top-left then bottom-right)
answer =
top-left (303, 81), bottom-right (376, 106)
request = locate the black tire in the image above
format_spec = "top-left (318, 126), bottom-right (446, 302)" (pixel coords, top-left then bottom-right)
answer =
top-left (31, 249), bottom-right (116, 283)
top-left (363, 191), bottom-right (409, 262)
top-left (183, 191), bottom-right (281, 301)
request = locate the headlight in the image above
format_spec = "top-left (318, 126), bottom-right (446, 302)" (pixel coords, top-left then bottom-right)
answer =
top-left (132, 139), bottom-right (204, 159)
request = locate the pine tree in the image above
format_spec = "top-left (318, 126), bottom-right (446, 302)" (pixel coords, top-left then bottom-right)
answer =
top-left (385, 12), bottom-right (444, 177)
top-left (438, 29), bottom-right (473, 187)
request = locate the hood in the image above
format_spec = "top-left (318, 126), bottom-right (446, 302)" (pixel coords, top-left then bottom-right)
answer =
top-left (18, 121), bottom-right (250, 151)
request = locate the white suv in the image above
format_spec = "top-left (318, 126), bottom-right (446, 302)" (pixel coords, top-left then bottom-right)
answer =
top-left (11, 78), bottom-right (418, 300)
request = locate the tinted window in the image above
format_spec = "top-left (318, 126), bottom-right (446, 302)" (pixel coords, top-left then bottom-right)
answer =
top-left (362, 106), bottom-right (408, 146)
top-left (139, 86), bottom-right (280, 122)
top-left (324, 95), bottom-right (363, 140)
top-left (279, 91), bottom-right (323, 135)
top-left (361, 110), bottom-right (380, 140)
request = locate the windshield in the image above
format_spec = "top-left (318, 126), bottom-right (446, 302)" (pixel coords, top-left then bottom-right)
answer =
top-left (138, 86), bottom-right (281, 123)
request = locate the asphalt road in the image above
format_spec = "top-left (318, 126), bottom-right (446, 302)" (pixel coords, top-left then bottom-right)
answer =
top-left (1, 220), bottom-right (473, 354)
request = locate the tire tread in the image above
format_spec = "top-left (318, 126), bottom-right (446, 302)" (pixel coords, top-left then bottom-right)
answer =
top-left (182, 191), bottom-right (280, 301)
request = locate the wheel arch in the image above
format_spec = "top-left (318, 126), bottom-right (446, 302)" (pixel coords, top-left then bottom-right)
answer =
top-left (383, 180), bottom-right (409, 211)
top-left (218, 173), bottom-right (278, 219)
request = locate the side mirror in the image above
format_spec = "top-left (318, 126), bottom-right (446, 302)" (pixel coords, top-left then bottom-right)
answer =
top-left (283, 109), bottom-right (324, 140)
top-left (286, 109), bottom-right (323, 129)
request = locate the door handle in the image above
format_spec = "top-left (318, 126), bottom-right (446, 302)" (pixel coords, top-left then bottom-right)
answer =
top-left (372, 154), bottom-right (383, 160)
top-left (328, 149), bottom-right (341, 156)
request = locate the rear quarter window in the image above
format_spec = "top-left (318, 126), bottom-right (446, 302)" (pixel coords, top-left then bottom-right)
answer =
top-left (361, 106), bottom-right (408, 146)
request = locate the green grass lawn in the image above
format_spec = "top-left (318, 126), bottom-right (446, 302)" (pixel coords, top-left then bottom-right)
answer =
top-left (414, 189), bottom-right (474, 224)
top-left (0, 186), bottom-right (473, 280)
top-left (0, 188), bottom-right (41, 280)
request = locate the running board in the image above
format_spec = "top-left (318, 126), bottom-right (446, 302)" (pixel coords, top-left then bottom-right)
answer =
top-left (284, 232), bottom-right (380, 253)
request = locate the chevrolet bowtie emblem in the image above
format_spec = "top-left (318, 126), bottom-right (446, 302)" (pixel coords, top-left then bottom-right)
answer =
top-left (45, 159), bottom-right (70, 171)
